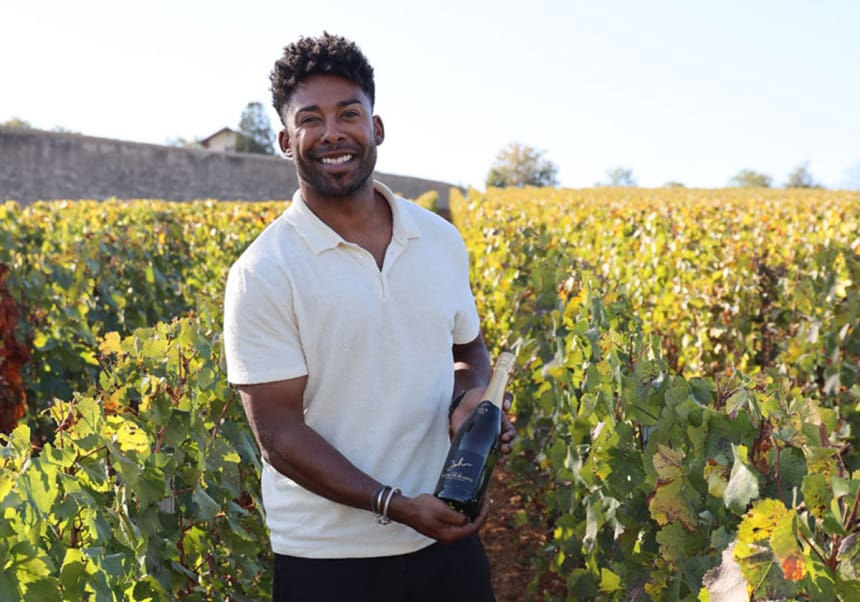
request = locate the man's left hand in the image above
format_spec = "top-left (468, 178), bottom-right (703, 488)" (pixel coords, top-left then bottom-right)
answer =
top-left (449, 389), bottom-right (515, 455)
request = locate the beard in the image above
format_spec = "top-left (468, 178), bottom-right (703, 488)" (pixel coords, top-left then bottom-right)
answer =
top-left (294, 144), bottom-right (377, 198)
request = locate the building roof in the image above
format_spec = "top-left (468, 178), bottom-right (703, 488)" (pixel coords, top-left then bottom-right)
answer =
top-left (199, 127), bottom-right (238, 147)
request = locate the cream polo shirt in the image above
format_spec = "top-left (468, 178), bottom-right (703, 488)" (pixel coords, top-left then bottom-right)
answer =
top-left (223, 180), bottom-right (481, 558)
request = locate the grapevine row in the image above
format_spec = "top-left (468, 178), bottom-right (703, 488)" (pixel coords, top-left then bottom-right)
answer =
top-left (1, 187), bottom-right (859, 600)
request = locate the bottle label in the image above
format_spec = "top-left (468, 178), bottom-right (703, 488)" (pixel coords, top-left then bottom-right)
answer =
top-left (440, 450), bottom-right (484, 486)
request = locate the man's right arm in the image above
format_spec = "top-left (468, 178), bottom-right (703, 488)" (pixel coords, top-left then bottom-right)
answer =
top-left (238, 377), bottom-right (488, 543)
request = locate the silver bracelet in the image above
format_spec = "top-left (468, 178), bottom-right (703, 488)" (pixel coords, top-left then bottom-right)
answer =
top-left (372, 486), bottom-right (389, 515)
top-left (377, 487), bottom-right (400, 525)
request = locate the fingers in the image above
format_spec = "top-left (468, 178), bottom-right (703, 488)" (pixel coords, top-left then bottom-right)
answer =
top-left (499, 411), bottom-right (516, 454)
top-left (440, 505), bottom-right (470, 527)
top-left (411, 494), bottom-right (490, 544)
top-left (434, 512), bottom-right (480, 545)
top-left (472, 497), bottom-right (491, 530)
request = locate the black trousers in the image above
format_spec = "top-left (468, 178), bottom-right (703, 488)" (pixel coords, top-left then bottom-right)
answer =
top-left (273, 535), bottom-right (495, 602)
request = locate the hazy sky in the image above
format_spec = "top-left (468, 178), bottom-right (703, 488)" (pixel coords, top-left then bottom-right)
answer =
top-left (2, 0), bottom-right (858, 189)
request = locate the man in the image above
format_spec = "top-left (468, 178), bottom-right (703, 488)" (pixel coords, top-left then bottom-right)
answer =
top-left (223, 32), bottom-right (514, 601)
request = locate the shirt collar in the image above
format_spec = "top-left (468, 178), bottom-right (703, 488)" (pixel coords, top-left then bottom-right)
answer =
top-left (283, 180), bottom-right (422, 255)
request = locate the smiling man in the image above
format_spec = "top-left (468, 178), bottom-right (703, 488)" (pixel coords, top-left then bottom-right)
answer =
top-left (222, 33), bottom-right (513, 601)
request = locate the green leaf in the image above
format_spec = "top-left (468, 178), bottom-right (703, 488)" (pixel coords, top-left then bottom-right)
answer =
top-left (192, 484), bottom-right (221, 522)
top-left (598, 567), bottom-right (622, 592)
top-left (724, 444), bottom-right (759, 514)
top-left (665, 379), bottom-right (692, 407)
top-left (0, 470), bottom-right (15, 502)
top-left (648, 445), bottom-right (699, 530)
top-left (835, 578), bottom-right (860, 602)
top-left (838, 533), bottom-right (860, 580)
top-left (19, 458), bottom-right (58, 518)
top-left (142, 336), bottom-right (168, 360)
top-left (806, 446), bottom-right (840, 478)
top-left (14, 551), bottom-right (55, 584)
top-left (704, 460), bottom-right (729, 498)
top-left (72, 396), bottom-right (103, 443)
top-left (703, 411), bottom-right (756, 466)
top-left (129, 576), bottom-right (169, 601)
top-left (831, 476), bottom-right (856, 500)
top-left (689, 377), bottom-right (715, 405)
top-left (0, 571), bottom-right (19, 602)
top-left (656, 521), bottom-right (707, 565)
top-left (59, 548), bottom-right (89, 595)
top-left (773, 446), bottom-right (807, 500)
top-left (8, 424), bottom-right (31, 457)
top-left (204, 437), bottom-right (242, 474)
top-left (77, 455), bottom-right (112, 493)
top-left (734, 499), bottom-right (801, 594)
top-left (736, 545), bottom-right (796, 599)
top-left (726, 387), bottom-right (758, 420)
top-left (20, 576), bottom-right (61, 602)
top-left (114, 506), bottom-right (144, 553)
top-left (136, 468), bottom-right (168, 508)
top-left (107, 442), bottom-right (141, 489)
top-left (769, 510), bottom-right (807, 581)
top-left (41, 442), bottom-right (77, 468)
top-left (805, 556), bottom-right (838, 602)
top-left (801, 473), bottom-right (832, 520)
top-left (80, 506), bottom-right (113, 544)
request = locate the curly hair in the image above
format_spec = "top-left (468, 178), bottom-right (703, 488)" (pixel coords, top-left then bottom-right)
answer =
top-left (270, 32), bottom-right (375, 125)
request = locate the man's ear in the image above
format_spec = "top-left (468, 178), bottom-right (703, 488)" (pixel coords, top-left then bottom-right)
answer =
top-left (373, 116), bottom-right (385, 145)
top-left (278, 129), bottom-right (292, 157)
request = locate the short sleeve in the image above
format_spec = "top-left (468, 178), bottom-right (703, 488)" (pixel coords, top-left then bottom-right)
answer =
top-left (450, 232), bottom-right (481, 345)
top-left (223, 261), bottom-right (308, 385)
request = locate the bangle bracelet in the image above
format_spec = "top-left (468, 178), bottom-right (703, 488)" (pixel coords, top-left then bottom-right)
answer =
top-left (372, 485), bottom-right (388, 514)
top-left (377, 487), bottom-right (400, 525)
top-left (448, 390), bottom-right (468, 422)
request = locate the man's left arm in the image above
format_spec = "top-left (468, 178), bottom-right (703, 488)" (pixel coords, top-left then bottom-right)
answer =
top-left (450, 333), bottom-right (516, 454)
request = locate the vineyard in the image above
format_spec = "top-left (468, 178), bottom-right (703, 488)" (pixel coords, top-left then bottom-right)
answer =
top-left (1, 187), bottom-right (859, 600)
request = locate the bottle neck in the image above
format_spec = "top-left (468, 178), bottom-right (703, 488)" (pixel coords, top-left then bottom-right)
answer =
top-left (483, 352), bottom-right (515, 408)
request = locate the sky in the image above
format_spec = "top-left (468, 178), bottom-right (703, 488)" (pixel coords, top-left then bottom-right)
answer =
top-left (2, 0), bottom-right (859, 190)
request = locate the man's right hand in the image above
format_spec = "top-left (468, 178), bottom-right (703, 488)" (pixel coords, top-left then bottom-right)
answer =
top-left (389, 493), bottom-right (489, 545)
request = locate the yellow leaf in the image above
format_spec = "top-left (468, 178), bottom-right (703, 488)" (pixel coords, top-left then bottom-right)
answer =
top-left (114, 419), bottom-right (151, 458)
top-left (99, 331), bottom-right (124, 356)
top-left (599, 568), bottom-right (622, 592)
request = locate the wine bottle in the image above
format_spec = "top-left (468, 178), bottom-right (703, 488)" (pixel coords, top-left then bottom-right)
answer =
top-left (434, 351), bottom-right (515, 519)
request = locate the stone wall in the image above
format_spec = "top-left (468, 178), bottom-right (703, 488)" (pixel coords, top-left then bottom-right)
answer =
top-left (0, 126), bottom-right (456, 208)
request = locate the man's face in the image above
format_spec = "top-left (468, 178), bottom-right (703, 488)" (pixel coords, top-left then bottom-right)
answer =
top-left (279, 74), bottom-right (383, 198)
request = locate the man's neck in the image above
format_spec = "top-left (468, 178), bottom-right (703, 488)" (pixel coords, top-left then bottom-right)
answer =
top-left (299, 178), bottom-right (391, 243)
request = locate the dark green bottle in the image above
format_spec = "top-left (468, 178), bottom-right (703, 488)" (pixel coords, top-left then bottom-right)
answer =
top-left (434, 352), bottom-right (515, 519)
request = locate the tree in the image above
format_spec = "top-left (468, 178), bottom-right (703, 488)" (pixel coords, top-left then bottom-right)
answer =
top-left (729, 169), bottom-right (772, 188)
top-left (663, 181), bottom-right (686, 188)
top-left (602, 166), bottom-right (637, 187)
top-left (785, 162), bottom-right (819, 188)
top-left (165, 136), bottom-right (202, 149)
top-left (235, 102), bottom-right (275, 155)
top-left (485, 142), bottom-right (558, 188)
top-left (2, 117), bottom-right (32, 128)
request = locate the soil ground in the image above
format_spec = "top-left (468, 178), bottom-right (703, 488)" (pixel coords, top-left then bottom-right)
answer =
top-left (482, 462), bottom-right (567, 601)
